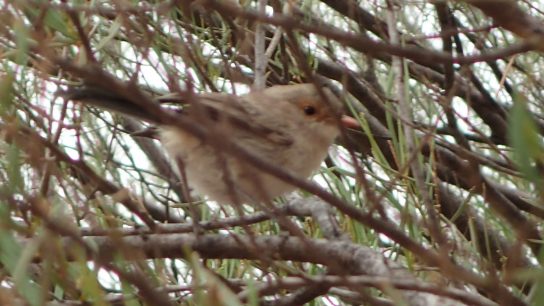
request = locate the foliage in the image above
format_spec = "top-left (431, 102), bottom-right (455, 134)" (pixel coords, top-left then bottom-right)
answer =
top-left (0, 1), bottom-right (544, 305)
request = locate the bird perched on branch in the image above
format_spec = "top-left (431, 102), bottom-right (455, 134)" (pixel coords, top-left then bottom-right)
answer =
top-left (62, 83), bottom-right (358, 204)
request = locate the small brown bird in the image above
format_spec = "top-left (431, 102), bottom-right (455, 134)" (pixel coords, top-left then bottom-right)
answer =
top-left (63, 84), bottom-right (358, 204)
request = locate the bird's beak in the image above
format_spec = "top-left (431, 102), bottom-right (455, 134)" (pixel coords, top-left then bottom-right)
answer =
top-left (341, 115), bottom-right (360, 129)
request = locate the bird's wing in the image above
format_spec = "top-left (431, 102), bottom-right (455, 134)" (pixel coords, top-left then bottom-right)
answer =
top-left (61, 87), bottom-right (293, 147)
top-left (187, 92), bottom-right (294, 147)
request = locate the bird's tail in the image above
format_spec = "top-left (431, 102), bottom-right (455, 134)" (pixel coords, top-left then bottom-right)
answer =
top-left (58, 87), bottom-right (161, 123)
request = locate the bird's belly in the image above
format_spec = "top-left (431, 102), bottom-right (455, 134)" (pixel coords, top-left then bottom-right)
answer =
top-left (184, 147), bottom-right (297, 204)
top-left (160, 127), bottom-right (300, 204)
top-left (157, 128), bottom-right (327, 204)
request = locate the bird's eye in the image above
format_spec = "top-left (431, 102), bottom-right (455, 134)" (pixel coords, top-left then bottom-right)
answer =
top-left (303, 105), bottom-right (316, 116)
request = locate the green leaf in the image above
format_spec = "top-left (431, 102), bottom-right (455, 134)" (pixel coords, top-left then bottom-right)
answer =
top-left (508, 93), bottom-right (544, 188)
top-left (5, 144), bottom-right (24, 194)
top-left (13, 20), bottom-right (30, 65)
top-left (0, 204), bottom-right (42, 306)
top-left (0, 72), bottom-right (15, 116)
top-left (190, 253), bottom-right (244, 306)
top-left (22, 4), bottom-right (73, 39)
top-left (95, 17), bottom-right (123, 51)
top-left (78, 265), bottom-right (107, 306)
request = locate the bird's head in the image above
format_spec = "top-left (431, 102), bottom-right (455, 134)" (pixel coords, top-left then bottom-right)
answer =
top-left (255, 84), bottom-right (358, 143)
